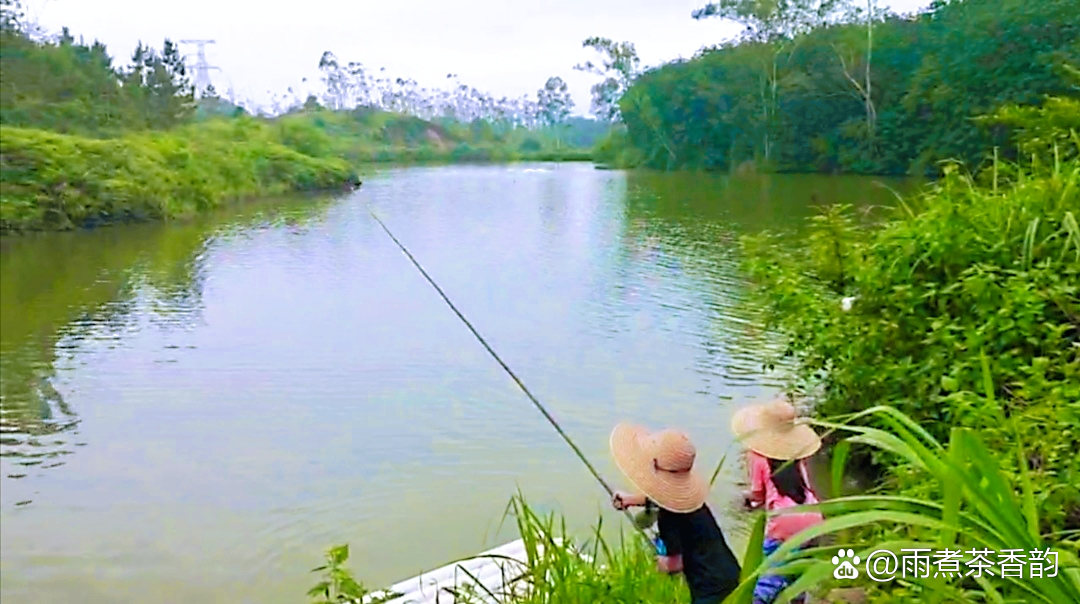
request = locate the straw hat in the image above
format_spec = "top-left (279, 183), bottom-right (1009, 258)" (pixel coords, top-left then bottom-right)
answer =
top-left (609, 423), bottom-right (709, 513)
top-left (731, 400), bottom-right (821, 460)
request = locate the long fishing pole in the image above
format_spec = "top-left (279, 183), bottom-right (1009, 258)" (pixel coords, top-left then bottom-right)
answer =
top-left (360, 198), bottom-right (622, 501)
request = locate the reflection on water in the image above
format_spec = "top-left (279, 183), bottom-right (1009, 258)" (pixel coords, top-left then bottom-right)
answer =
top-left (0, 165), bottom-right (909, 604)
top-left (0, 197), bottom-right (336, 495)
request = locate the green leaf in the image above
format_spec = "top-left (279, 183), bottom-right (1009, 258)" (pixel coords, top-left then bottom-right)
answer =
top-left (830, 440), bottom-right (851, 499)
top-left (329, 544), bottom-right (349, 566)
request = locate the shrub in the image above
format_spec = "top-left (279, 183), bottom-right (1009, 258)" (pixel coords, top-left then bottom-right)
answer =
top-left (0, 124), bottom-right (355, 232)
top-left (739, 128), bottom-right (1080, 536)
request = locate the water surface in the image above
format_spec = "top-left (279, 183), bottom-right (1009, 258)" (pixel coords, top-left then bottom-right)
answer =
top-left (0, 164), bottom-right (908, 603)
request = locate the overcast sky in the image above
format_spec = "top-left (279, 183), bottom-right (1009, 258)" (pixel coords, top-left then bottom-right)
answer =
top-left (22, 0), bottom-right (932, 115)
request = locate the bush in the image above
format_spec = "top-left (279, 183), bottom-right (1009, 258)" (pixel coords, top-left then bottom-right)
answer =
top-left (0, 123), bottom-right (355, 232)
top-left (519, 138), bottom-right (542, 153)
top-left (592, 126), bottom-right (644, 168)
top-left (739, 128), bottom-right (1080, 536)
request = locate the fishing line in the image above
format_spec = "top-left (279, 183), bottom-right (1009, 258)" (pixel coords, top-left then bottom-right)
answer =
top-left (360, 198), bottom-right (622, 501)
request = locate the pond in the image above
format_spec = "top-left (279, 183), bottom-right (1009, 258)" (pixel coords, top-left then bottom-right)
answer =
top-left (0, 163), bottom-right (910, 604)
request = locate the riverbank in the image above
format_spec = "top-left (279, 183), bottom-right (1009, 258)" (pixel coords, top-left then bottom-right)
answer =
top-left (0, 123), bottom-right (354, 233)
top-left (0, 23), bottom-right (599, 234)
top-left (0, 116), bottom-right (594, 234)
top-left (729, 95), bottom-right (1079, 601)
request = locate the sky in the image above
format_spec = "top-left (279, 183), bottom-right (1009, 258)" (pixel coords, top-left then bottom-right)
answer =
top-left (21, 0), bottom-right (933, 116)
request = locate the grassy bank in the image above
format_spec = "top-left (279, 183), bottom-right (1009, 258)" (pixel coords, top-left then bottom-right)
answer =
top-left (728, 93), bottom-right (1080, 600)
top-left (0, 122), bottom-right (355, 232)
top-left (0, 21), bottom-right (600, 234)
top-left (0, 112), bottom-right (595, 234)
top-left (268, 108), bottom-right (596, 166)
top-left (738, 97), bottom-right (1080, 530)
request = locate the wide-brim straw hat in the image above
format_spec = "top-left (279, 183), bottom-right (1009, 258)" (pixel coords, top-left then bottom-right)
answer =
top-left (609, 423), bottom-right (709, 513)
top-left (731, 400), bottom-right (822, 460)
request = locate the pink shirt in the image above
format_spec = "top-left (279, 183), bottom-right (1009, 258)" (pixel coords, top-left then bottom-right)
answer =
top-left (748, 451), bottom-right (824, 542)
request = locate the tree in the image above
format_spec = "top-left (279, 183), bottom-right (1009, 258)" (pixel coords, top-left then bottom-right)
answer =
top-left (318, 51), bottom-right (355, 110)
top-left (120, 39), bottom-right (194, 128)
top-left (537, 76), bottom-right (574, 126)
top-left (303, 94), bottom-right (322, 112)
top-left (536, 76), bottom-right (574, 147)
top-left (831, 0), bottom-right (881, 158)
top-left (693, 0), bottom-right (851, 162)
top-left (0, 0), bottom-right (22, 32)
top-left (573, 37), bottom-right (641, 122)
top-left (613, 0), bottom-right (1076, 174)
top-left (692, 0), bottom-right (849, 42)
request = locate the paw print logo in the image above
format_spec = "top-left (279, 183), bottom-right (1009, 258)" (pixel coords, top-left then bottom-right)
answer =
top-left (832, 549), bottom-right (861, 580)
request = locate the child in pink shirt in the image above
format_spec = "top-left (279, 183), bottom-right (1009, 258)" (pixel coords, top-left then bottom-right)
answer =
top-left (745, 450), bottom-right (824, 541)
top-left (732, 400), bottom-right (824, 604)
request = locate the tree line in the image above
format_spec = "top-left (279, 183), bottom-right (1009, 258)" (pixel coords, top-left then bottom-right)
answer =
top-left (0, 0), bottom-right (586, 142)
top-left (1, 15), bottom-right (196, 135)
top-left (315, 52), bottom-right (575, 132)
top-left (589, 0), bottom-right (1078, 176)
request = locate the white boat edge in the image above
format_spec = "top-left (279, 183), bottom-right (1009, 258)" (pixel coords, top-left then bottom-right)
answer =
top-left (361, 538), bottom-right (578, 604)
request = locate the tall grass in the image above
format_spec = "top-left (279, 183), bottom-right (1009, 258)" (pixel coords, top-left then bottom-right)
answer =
top-left (0, 122), bottom-right (356, 232)
top-left (308, 494), bottom-right (688, 604)
top-left (730, 398), bottom-right (1080, 602)
top-left (310, 392), bottom-right (1079, 603)
top-left (484, 494), bottom-right (688, 604)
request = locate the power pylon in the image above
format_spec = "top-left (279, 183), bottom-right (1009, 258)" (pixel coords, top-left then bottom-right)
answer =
top-left (180, 39), bottom-right (220, 97)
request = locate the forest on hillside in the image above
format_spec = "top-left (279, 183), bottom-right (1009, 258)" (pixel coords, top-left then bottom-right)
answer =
top-left (594, 0), bottom-right (1079, 176)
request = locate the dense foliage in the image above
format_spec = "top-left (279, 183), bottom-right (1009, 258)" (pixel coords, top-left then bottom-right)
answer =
top-left (603, 0), bottom-right (1079, 176)
top-left (0, 26), bottom-right (197, 136)
top-left (0, 121), bottom-right (355, 231)
top-left (739, 92), bottom-right (1080, 545)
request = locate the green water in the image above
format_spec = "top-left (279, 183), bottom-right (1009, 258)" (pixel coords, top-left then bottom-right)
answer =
top-left (0, 164), bottom-right (910, 603)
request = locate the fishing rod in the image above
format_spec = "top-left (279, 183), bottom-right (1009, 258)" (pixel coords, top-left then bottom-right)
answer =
top-left (359, 195), bottom-right (656, 535)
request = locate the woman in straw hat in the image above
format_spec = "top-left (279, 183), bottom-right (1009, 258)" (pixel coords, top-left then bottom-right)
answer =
top-left (731, 399), bottom-right (825, 604)
top-left (610, 423), bottom-right (741, 604)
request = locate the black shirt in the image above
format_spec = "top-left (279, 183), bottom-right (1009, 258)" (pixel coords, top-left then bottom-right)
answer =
top-left (657, 503), bottom-right (741, 604)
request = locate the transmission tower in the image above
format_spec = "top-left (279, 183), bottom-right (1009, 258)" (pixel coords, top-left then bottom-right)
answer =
top-left (180, 39), bottom-right (221, 97)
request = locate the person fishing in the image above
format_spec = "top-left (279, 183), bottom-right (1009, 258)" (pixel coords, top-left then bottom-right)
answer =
top-left (363, 197), bottom-right (734, 601)
top-left (609, 423), bottom-right (741, 604)
top-left (731, 400), bottom-right (825, 604)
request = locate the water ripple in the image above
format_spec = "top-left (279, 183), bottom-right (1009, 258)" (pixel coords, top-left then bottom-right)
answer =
top-left (0, 166), bottom-right (904, 603)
